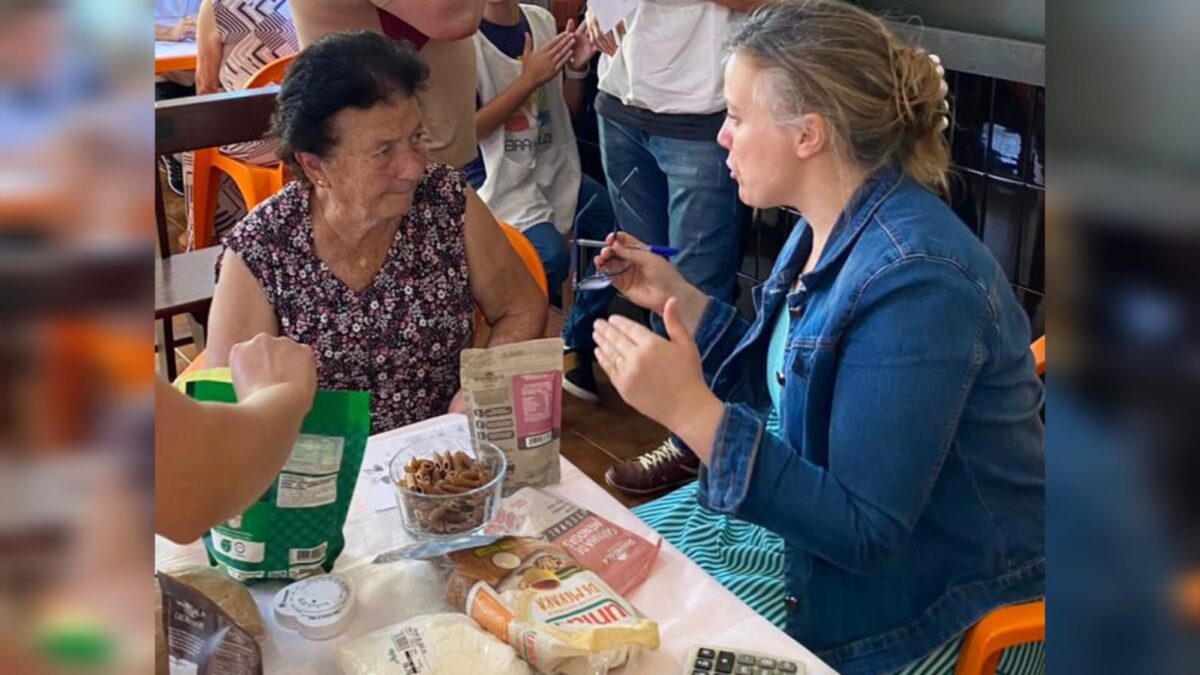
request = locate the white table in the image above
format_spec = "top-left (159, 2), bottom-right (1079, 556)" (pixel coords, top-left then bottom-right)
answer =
top-left (156, 453), bottom-right (836, 674)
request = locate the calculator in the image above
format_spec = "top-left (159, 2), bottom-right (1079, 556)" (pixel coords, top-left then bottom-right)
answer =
top-left (685, 645), bottom-right (806, 675)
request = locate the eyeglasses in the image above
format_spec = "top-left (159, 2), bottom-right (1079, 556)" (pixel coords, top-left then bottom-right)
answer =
top-left (572, 167), bottom-right (644, 291)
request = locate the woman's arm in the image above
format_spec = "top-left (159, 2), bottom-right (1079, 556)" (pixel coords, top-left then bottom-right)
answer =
top-left (194, 0), bottom-right (222, 95)
top-left (155, 335), bottom-right (316, 544)
top-left (698, 260), bottom-right (993, 574)
top-left (372, 0), bottom-right (486, 41)
top-left (205, 249), bottom-right (280, 367)
top-left (156, 16), bottom-right (197, 42)
top-left (463, 188), bottom-right (547, 346)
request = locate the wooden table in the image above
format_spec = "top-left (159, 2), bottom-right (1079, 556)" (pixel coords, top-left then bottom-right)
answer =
top-left (155, 246), bottom-right (221, 379)
top-left (155, 40), bottom-right (198, 75)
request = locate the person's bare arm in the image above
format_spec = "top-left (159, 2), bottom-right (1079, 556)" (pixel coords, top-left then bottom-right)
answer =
top-left (154, 344), bottom-right (315, 543)
top-left (156, 16), bottom-right (197, 42)
top-left (372, 0), bottom-right (486, 41)
top-left (194, 0), bottom-right (222, 94)
top-left (206, 250), bottom-right (280, 367)
top-left (464, 188), bottom-right (546, 345)
top-left (705, 0), bottom-right (768, 12)
top-left (477, 31), bottom-right (573, 140)
top-left (564, 76), bottom-right (585, 119)
top-left (476, 77), bottom-right (537, 141)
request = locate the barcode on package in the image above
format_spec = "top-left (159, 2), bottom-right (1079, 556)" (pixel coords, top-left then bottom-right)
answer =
top-left (289, 542), bottom-right (328, 565)
top-left (523, 431), bottom-right (553, 448)
top-left (389, 626), bottom-right (434, 674)
top-left (391, 631), bottom-right (422, 655)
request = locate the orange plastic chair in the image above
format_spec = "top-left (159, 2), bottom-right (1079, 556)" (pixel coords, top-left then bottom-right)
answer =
top-left (176, 220), bottom-right (547, 383)
top-left (498, 221), bottom-right (548, 295)
top-left (190, 53), bottom-right (297, 249)
top-left (954, 600), bottom-right (1045, 675)
top-left (1030, 335), bottom-right (1045, 377)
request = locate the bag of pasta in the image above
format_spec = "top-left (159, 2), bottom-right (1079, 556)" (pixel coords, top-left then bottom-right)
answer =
top-left (459, 337), bottom-right (563, 492)
top-left (446, 537), bottom-right (659, 675)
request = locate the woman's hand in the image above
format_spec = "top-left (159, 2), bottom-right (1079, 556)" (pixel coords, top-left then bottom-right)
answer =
top-left (568, 19), bottom-right (597, 71)
top-left (229, 333), bottom-right (317, 405)
top-left (584, 8), bottom-right (623, 56)
top-left (518, 30), bottom-right (574, 89)
top-left (593, 298), bottom-right (722, 446)
top-left (595, 232), bottom-right (695, 316)
top-left (167, 16), bottom-right (197, 42)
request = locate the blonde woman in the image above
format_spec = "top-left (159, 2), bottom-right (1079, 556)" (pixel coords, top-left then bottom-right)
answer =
top-left (591, 2), bottom-right (1044, 673)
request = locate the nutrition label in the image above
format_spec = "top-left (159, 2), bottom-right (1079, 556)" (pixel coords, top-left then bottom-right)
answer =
top-left (277, 473), bottom-right (338, 508)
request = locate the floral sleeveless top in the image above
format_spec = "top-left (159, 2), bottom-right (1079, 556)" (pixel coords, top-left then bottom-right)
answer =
top-left (220, 164), bottom-right (474, 433)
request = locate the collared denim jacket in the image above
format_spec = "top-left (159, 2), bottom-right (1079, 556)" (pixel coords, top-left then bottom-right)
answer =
top-left (692, 167), bottom-right (1045, 675)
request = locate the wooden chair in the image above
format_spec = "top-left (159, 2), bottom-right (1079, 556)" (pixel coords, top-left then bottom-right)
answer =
top-left (156, 87), bottom-right (280, 379)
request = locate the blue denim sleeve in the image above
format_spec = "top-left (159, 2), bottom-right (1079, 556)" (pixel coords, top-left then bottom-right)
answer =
top-left (693, 295), bottom-right (752, 380)
top-left (697, 259), bottom-right (991, 574)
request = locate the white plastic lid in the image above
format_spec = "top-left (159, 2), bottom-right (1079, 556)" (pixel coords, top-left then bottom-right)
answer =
top-left (272, 574), bottom-right (356, 640)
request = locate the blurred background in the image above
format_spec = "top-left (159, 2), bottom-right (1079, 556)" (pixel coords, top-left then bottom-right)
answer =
top-left (0, 0), bottom-right (1195, 673)
top-left (0, 0), bottom-right (153, 672)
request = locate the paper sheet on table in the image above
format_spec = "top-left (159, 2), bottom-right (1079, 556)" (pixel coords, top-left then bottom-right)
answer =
top-left (590, 0), bottom-right (638, 34)
top-left (356, 413), bottom-right (470, 511)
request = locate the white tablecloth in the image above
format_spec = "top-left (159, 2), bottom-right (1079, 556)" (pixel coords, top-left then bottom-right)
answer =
top-left (156, 453), bottom-right (836, 674)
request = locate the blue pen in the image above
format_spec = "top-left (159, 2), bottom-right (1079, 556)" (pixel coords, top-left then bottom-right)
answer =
top-left (573, 238), bottom-right (680, 259)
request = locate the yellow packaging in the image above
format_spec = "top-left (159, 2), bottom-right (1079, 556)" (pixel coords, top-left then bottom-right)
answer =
top-left (446, 538), bottom-right (659, 675)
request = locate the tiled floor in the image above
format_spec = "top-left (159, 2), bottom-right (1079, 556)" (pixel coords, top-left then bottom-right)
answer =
top-left (160, 169), bottom-right (670, 509)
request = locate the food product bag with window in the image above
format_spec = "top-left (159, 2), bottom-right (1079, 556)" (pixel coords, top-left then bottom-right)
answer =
top-left (490, 487), bottom-right (661, 596)
top-left (157, 571), bottom-right (263, 675)
top-left (460, 337), bottom-right (563, 491)
top-left (446, 537), bottom-right (660, 675)
top-left (187, 380), bottom-right (370, 583)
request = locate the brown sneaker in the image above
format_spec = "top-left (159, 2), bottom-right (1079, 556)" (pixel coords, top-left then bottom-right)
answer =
top-left (604, 438), bottom-right (700, 495)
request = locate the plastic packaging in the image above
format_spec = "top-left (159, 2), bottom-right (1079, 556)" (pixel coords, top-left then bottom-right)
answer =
top-left (187, 380), bottom-right (371, 583)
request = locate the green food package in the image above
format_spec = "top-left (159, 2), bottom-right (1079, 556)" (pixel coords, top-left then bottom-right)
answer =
top-left (187, 380), bottom-right (371, 584)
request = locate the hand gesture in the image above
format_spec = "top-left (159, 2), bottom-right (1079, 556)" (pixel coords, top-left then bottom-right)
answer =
top-left (519, 30), bottom-right (574, 88)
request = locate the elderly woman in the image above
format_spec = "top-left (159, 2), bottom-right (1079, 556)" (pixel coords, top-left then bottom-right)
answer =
top-left (206, 30), bottom-right (546, 433)
top-left (591, 2), bottom-right (1044, 674)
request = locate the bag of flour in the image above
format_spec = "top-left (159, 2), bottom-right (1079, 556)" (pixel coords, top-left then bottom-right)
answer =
top-left (446, 537), bottom-right (660, 675)
top-left (336, 613), bottom-right (533, 675)
top-left (460, 338), bottom-right (563, 492)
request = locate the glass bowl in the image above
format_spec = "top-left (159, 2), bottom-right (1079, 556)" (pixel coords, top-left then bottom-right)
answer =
top-left (388, 437), bottom-right (506, 542)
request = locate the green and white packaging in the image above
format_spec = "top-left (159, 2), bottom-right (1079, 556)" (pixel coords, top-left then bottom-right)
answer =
top-left (187, 380), bottom-right (371, 584)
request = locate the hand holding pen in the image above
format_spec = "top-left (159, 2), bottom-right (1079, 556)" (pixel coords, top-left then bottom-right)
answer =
top-left (575, 238), bottom-right (679, 259)
top-left (588, 232), bottom-right (693, 315)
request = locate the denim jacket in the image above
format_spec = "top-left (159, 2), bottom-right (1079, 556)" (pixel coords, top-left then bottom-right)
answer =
top-left (692, 167), bottom-right (1045, 675)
